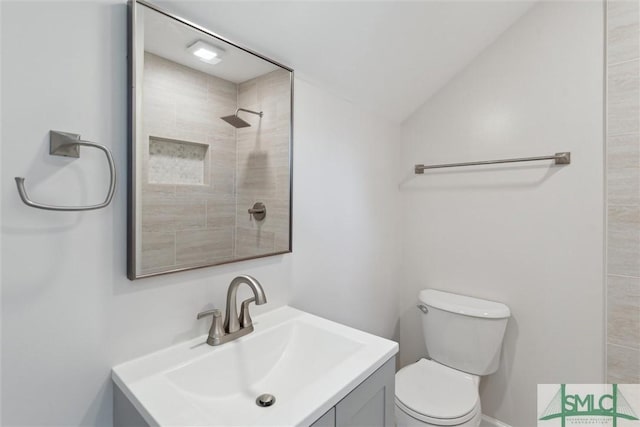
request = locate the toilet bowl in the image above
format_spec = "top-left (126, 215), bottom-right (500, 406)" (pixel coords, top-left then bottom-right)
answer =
top-left (395, 289), bottom-right (510, 427)
top-left (395, 359), bottom-right (482, 427)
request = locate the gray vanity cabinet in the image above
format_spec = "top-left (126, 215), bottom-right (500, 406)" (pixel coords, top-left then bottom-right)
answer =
top-left (310, 357), bottom-right (395, 427)
top-left (310, 408), bottom-right (336, 427)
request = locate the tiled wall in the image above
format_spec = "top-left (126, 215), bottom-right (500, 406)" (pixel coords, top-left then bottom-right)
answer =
top-left (140, 53), bottom-right (237, 275)
top-left (140, 54), bottom-right (291, 274)
top-left (235, 69), bottom-right (291, 257)
top-left (606, 0), bottom-right (640, 383)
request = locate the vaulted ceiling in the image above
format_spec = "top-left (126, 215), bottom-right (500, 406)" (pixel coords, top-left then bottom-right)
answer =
top-left (157, 1), bottom-right (534, 124)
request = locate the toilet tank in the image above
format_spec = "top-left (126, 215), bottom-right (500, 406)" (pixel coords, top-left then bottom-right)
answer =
top-left (419, 289), bottom-right (510, 376)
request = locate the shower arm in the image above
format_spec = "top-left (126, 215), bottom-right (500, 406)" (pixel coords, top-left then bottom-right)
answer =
top-left (236, 108), bottom-right (263, 118)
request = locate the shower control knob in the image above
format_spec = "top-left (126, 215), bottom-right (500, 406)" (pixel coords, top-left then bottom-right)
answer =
top-left (248, 202), bottom-right (266, 221)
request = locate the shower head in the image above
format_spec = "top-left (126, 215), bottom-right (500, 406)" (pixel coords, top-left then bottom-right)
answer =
top-left (221, 108), bottom-right (263, 128)
top-left (221, 114), bottom-right (251, 128)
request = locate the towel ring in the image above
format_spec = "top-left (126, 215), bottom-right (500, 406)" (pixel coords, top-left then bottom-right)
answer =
top-left (15, 131), bottom-right (116, 211)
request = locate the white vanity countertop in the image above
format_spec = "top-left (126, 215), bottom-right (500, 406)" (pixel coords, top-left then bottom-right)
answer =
top-left (112, 305), bottom-right (398, 426)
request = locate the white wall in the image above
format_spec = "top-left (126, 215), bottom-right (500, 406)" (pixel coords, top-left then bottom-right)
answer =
top-left (399, 2), bottom-right (604, 425)
top-left (0, 1), bottom-right (400, 425)
top-left (290, 81), bottom-right (401, 339)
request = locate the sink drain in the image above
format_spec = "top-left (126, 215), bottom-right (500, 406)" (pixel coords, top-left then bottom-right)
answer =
top-left (256, 393), bottom-right (276, 407)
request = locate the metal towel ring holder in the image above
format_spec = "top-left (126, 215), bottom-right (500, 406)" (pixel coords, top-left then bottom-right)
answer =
top-left (14, 131), bottom-right (116, 211)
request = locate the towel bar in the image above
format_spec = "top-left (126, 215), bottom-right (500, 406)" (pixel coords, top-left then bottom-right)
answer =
top-left (414, 152), bottom-right (571, 174)
top-left (15, 131), bottom-right (116, 211)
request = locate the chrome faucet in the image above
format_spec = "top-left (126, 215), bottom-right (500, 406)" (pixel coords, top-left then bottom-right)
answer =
top-left (197, 275), bottom-right (267, 346)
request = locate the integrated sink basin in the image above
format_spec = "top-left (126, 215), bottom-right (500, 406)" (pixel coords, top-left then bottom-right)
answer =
top-left (112, 306), bottom-right (398, 426)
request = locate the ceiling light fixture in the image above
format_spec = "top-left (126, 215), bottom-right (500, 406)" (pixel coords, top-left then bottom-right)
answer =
top-left (187, 40), bottom-right (224, 65)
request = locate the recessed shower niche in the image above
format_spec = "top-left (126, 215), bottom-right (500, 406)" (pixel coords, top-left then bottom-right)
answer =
top-left (148, 137), bottom-right (208, 186)
top-left (128, 0), bottom-right (293, 279)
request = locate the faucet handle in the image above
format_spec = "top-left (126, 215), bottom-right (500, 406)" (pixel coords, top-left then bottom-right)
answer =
top-left (197, 308), bottom-right (221, 320)
top-left (239, 297), bottom-right (256, 328)
top-left (197, 309), bottom-right (225, 345)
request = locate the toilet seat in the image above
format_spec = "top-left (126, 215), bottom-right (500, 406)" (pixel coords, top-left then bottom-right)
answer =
top-left (395, 359), bottom-right (480, 425)
top-left (395, 398), bottom-right (481, 426)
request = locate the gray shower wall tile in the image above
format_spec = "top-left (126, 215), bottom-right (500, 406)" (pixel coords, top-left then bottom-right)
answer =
top-left (236, 137), bottom-right (289, 171)
top-left (251, 107), bottom-right (290, 133)
top-left (141, 182), bottom-right (176, 198)
top-left (238, 80), bottom-right (259, 107)
top-left (159, 60), bottom-right (208, 99)
top-left (142, 91), bottom-right (177, 130)
top-left (208, 136), bottom-right (237, 198)
top-left (140, 231), bottom-right (175, 273)
top-left (141, 197), bottom-right (176, 232)
top-left (211, 144), bottom-right (238, 169)
top-left (208, 74), bottom-right (237, 101)
top-left (207, 121), bottom-right (237, 140)
top-left (237, 166), bottom-right (279, 199)
top-left (235, 164), bottom-right (289, 200)
top-left (607, 0), bottom-right (640, 383)
top-left (235, 227), bottom-right (276, 259)
top-left (141, 52), bottom-right (239, 268)
top-left (235, 69), bottom-right (291, 257)
top-left (207, 196), bottom-right (236, 229)
top-left (143, 54), bottom-right (185, 92)
top-left (607, 343), bottom-right (640, 383)
top-left (608, 0), bottom-right (640, 65)
top-left (212, 166), bottom-right (237, 196)
top-left (174, 183), bottom-right (215, 200)
top-left (144, 57), bottom-right (210, 112)
top-left (236, 126), bottom-right (290, 152)
top-left (175, 99), bottom-right (216, 137)
top-left (608, 133), bottom-right (640, 169)
top-left (207, 135), bottom-right (237, 155)
top-left (607, 166), bottom-right (640, 205)
top-left (608, 59), bottom-right (640, 135)
top-left (173, 200), bottom-right (207, 231)
top-left (608, 205), bottom-right (640, 277)
top-left (141, 197), bottom-right (207, 233)
top-left (237, 151), bottom-right (291, 199)
top-left (175, 229), bottom-right (234, 266)
top-left (607, 275), bottom-right (640, 349)
top-left (258, 71), bottom-right (291, 105)
top-left (142, 53), bottom-right (290, 264)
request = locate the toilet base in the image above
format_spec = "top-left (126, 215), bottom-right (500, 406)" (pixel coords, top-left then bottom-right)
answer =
top-left (395, 401), bottom-right (482, 427)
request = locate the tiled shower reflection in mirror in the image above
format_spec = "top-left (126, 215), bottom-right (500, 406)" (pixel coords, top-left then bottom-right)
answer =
top-left (129, 2), bottom-right (293, 279)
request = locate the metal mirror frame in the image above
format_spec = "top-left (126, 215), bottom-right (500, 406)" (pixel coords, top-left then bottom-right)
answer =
top-left (127, 0), bottom-right (294, 280)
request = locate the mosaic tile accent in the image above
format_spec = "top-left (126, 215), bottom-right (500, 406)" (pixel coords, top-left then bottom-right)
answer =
top-left (148, 137), bottom-right (208, 185)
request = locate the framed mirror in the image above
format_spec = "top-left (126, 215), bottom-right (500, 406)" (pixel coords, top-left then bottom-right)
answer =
top-left (127, 0), bottom-right (293, 279)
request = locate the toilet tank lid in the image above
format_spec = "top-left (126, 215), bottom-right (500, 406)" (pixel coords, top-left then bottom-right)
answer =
top-left (419, 289), bottom-right (510, 319)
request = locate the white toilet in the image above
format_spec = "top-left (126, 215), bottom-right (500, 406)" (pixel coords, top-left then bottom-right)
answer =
top-left (395, 289), bottom-right (510, 427)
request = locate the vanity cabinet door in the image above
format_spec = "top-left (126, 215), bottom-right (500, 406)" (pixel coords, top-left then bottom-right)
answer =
top-left (310, 407), bottom-right (336, 427)
top-left (334, 357), bottom-right (395, 427)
